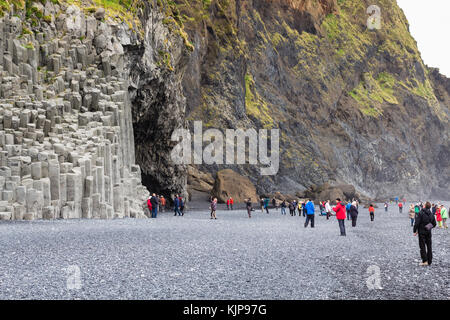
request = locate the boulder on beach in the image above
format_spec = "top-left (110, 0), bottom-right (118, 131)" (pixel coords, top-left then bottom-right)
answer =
top-left (211, 169), bottom-right (259, 204)
top-left (187, 165), bottom-right (214, 193)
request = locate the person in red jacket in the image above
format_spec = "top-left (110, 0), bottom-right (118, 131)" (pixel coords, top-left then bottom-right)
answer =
top-left (230, 197), bottom-right (234, 210)
top-left (332, 198), bottom-right (347, 236)
top-left (398, 202), bottom-right (403, 213)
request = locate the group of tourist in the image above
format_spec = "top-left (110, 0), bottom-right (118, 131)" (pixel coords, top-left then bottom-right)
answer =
top-left (146, 194), bottom-right (167, 218)
top-left (146, 194), bottom-right (186, 218)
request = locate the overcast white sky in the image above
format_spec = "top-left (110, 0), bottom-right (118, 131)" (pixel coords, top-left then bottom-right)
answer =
top-left (396, 0), bottom-right (450, 77)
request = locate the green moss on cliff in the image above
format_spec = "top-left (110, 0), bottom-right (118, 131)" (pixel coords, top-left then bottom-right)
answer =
top-left (244, 73), bottom-right (273, 129)
top-left (349, 72), bottom-right (400, 117)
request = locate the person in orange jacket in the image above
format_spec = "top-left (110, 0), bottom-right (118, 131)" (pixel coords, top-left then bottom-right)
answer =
top-left (332, 198), bottom-right (347, 236)
top-left (369, 204), bottom-right (375, 221)
top-left (226, 198), bottom-right (230, 210)
top-left (230, 197), bottom-right (234, 210)
top-left (159, 196), bottom-right (166, 212)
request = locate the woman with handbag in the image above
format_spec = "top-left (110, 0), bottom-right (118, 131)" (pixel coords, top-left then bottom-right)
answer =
top-left (413, 202), bottom-right (437, 266)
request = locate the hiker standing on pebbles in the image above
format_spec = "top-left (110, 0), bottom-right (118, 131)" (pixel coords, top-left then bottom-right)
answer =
top-left (333, 198), bottom-right (346, 236)
top-left (246, 198), bottom-right (253, 218)
top-left (440, 205), bottom-right (448, 229)
top-left (210, 198), bottom-right (217, 219)
top-left (349, 201), bottom-right (358, 227)
top-left (413, 202), bottom-right (436, 266)
top-left (325, 200), bottom-right (332, 220)
top-left (408, 204), bottom-right (415, 227)
top-left (369, 204), bottom-right (375, 222)
top-left (304, 199), bottom-right (315, 228)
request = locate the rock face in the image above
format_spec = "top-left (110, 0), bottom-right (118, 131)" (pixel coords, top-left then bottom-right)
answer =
top-left (0, 3), bottom-right (150, 220)
top-left (211, 169), bottom-right (259, 203)
top-left (303, 183), bottom-right (357, 202)
top-left (187, 165), bottom-right (214, 193)
top-left (162, 0), bottom-right (450, 200)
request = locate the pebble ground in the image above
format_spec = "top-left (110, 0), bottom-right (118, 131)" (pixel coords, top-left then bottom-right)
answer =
top-left (0, 202), bottom-right (449, 300)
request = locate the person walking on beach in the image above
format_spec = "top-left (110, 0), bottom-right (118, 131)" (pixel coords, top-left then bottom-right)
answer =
top-left (230, 197), bottom-right (234, 210)
top-left (398, 201), bottom-right (403, 213)
top-left (413, 202), bottom-right (436, 266)
top-left (346, 201), bottom-right (351, 221)
top-left (226, 198), bottom-right (230, 210)
top-left (150, 193), bottom-right (159, 218)
top-left (179, 196), bottom-right (185, 216)
top-left (440, 205), bottom-right (448, 229)
top-left (408, 204), bottom-right (415, 227)
top-left (436, 205), bottom-right (443, 228)
top-left (260, 198), bottom-right (264, 213)
top-left (369, 204), bottom-right (375, 222)
top-left (272, 198), bottom-right (277, 210)
top-left (146, 196), bottom-right (152, 218)
top-left (333, 198), bottom-right (346, 236)
top-left (281, 200), bottom-right (287, 215)
top-left (210, 198), bottom-right (217, 219)
top-left (289, 201), bottom-right (295, 216)
top-left (246, 198), bottom-right (253, 218)
top-left (159, 195), bottom-right (166, 213)
top-left (304, 199), bottom-right (315, 228)
top-left (292, 200), bottom-right (297, 216)
top-left (349, 201), bottom-right (358, 227)
top-left (264, 198), bottom-right (270, 214)
top-left (384, 202), bottom-right (388, 212)
top-left (174, 195), bottom-right (182, 216)
top-left (325, 200), bottom-right (332, 220)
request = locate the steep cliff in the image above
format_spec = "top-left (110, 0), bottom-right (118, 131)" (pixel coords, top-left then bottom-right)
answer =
top-left (160, 0), bottom-right (449, 200)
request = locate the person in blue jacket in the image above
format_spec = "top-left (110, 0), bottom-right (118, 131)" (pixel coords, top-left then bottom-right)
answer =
top-left (263, 197), bottom-right (270, 214)
top-left (346, 201), bottom-right (352, 220)
top-left (173, 195), bottom-right (182, 216)
top-left (304, 199), bottom-right (315, 228)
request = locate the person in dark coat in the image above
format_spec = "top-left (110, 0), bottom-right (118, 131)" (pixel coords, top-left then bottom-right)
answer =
top-left (150, 193), bottom-right (158, 218)
top-left (173, 195), bottom-right (182, 216)
top-left (413, 202), bottom-right (436, 266)
top-left (289, 201), bottom-right (295, 216)
top-left (349, 201), bottom-right (359, 227)
top-left (246, 198), bottom-right (253, 218)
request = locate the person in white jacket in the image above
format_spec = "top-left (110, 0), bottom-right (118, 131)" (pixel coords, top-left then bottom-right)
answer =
top-left (325, 200), bottom-right (332, 220)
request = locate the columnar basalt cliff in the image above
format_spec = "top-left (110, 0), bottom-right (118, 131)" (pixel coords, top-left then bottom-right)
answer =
top-left (0, 1), bottom-right (156, 220)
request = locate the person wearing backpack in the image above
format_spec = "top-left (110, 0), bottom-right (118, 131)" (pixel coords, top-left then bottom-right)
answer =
top-left (349, 201), bottom-right (359, 227)
top-left (413, 202), bottom-right (436, 266)
top-left (346, 201), bottom-right (352, 220)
